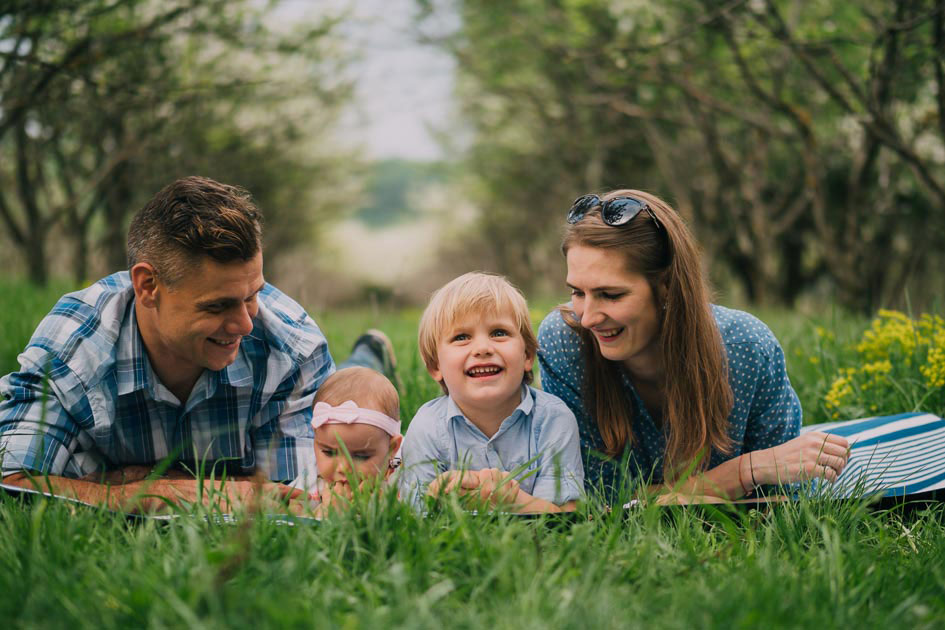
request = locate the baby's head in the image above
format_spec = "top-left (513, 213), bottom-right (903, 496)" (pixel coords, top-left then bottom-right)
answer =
top-left (418, 272), bottom-right (538, 398)
top-left (312, 367), bottom-right (402, 484)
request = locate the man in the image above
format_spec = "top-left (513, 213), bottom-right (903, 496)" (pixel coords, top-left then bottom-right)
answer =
top-left (0, 176), bottom-right (395, 513)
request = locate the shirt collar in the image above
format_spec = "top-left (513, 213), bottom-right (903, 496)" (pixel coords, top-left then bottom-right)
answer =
top-left (446, 384), bottom-right (534, 438)
top-left (116, 300), bottom-right (256, 399)
top-left (116, 301), bottom-right (151, 396)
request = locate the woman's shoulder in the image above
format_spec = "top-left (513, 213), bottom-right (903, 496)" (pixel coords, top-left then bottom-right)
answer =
top-left (711, 304), bottom-right (783, 362)
top-left (537, 308), bottom-right (584, 362)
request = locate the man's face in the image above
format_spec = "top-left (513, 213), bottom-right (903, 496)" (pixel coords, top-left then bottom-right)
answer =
top-left (148, 252), bottom-right (264, 373)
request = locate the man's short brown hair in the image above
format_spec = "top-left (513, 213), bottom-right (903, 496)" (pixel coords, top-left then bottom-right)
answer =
top-left (126, 176), bottom-right (263, 284)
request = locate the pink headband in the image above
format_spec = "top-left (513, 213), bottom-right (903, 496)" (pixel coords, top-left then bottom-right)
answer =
top-left (312, 400), bottom-right (401, 437)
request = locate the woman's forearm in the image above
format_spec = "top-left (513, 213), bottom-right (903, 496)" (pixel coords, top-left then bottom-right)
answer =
top-left (655, 454), bottom-right (754, 500)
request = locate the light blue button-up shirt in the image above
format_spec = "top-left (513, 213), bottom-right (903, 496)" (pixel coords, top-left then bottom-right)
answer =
top-left (399, 385), bottom-right (584, 506)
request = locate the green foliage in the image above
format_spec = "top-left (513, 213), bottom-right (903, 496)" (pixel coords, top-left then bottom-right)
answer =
top-left (2, 478), bottom-right (945, 627)
top-left (0, 0), bottom-right (358, 284)
top-left (2, 284), bottom-right (945, 626)
top-left (419, 0), bottom-right (945, 311)
top-left (819, 310), bottom-right (945, 420)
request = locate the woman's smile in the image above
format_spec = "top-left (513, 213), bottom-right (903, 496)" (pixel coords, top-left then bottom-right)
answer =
top-left (565, 245), bottom-right (662, 370)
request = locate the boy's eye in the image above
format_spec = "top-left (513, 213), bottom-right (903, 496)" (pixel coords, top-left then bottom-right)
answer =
top-left (491, 329), bottom-right (510, 338)
top-left (451, 333), bottom-right (470, 342)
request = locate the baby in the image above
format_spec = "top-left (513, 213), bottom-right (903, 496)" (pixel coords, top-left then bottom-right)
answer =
top-left (309, 367), bottom-right (403, 512)
top-left (400, 272), bottom-right (584, 513)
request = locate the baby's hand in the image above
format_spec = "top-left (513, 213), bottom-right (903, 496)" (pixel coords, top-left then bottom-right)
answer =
top-left (472, 468), bottom-right (520, 506)
top-left (427, 470), bottom-right (481, 497)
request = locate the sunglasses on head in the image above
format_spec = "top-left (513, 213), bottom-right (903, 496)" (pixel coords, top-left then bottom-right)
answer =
top-left (566, 194), bottom-right (662, 230)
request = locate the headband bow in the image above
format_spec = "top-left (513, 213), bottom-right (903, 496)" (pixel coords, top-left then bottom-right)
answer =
top-left (312, 400), bottom-right (401, 437)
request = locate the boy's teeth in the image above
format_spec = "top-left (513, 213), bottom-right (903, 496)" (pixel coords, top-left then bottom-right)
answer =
top-left (468, 366), bottom-right (501, 375)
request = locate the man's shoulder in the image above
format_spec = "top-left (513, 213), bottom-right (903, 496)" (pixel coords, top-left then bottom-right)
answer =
top-left (20, 272), bottom-right (134, 386)
top-left (251, 283), bottom-right (329, 365)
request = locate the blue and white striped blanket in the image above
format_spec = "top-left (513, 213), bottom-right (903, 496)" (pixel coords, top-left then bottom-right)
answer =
top-left (801, 412), bottom-right (945, 498)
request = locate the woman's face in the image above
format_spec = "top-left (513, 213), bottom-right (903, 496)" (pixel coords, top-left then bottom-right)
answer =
top-left (565, 245), bottom-right (662, 369)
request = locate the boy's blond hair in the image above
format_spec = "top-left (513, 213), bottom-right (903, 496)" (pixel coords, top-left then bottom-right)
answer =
top-left (314, 367), bottom-right (400, 420)
top-left (418, 272), bottom-right (538, 393)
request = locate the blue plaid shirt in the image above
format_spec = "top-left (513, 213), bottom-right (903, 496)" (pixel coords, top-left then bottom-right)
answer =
top-left (0, 272), bottom-right (334, 482)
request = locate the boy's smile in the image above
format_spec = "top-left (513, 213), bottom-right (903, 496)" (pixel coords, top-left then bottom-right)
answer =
top-left (430, 310), bottom-right (534, 434)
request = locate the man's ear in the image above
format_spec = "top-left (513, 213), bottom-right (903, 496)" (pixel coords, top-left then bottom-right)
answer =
top-left (131, 262), bottom-right (160, 308)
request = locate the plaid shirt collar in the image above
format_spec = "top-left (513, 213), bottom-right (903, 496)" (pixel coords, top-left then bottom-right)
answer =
top-left (115, 300), bottom-right (256, 402)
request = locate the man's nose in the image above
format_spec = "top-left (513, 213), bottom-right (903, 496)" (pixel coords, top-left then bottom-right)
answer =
top-left (225, 304), bottom-right (254, 336)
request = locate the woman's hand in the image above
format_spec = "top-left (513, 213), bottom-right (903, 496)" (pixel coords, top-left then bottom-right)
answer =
top-left (750, 432), bottom-right (850, 485)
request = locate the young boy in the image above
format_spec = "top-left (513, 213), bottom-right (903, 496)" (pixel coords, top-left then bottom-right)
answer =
top-left (293, 367), bottom-right (403, 514)
top-left (401, 272), bottom-right (584, 513)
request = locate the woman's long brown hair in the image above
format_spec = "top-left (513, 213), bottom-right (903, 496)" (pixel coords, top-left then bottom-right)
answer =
top-left (560, 190), bottom-right (734, 480)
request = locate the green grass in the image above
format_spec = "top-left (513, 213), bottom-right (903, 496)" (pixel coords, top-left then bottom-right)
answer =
top-left (2, 278), bottom-right (944, 628)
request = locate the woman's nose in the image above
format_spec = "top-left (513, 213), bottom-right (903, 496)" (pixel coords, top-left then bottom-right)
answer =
top-left (580, 299), bottom-right (604, 328)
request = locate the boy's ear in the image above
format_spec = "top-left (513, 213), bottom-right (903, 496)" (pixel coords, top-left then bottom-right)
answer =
top-left (427, 364), bottom-right (442, 383)
top-left (524, 349), bottom-right (535, 373)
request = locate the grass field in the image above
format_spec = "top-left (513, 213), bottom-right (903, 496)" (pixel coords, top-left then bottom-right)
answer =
top-left (1, 278), bottom-right (944, 629)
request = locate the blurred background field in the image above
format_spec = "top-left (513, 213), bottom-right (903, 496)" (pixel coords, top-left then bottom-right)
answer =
top-left (1, 0), bottom-right (943, 314)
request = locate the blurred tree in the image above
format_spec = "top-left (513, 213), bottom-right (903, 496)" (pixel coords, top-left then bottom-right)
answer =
top-left (418, 0), bottom-right (945, 311)
top-left (0, 0), bottom-right (356, 285)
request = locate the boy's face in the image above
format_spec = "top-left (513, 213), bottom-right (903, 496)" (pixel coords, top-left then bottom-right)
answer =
top-left (429, 309), bottom-right (534, 415)
top-left (314, 423), bottom-right (401, 484)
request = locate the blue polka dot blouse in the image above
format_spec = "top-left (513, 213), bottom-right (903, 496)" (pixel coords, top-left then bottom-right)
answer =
top-left (537, 304), bottom-right (802, 498)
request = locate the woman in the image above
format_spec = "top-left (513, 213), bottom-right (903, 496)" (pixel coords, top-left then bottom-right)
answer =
top-left (538, 190), bottom-right (849, 501)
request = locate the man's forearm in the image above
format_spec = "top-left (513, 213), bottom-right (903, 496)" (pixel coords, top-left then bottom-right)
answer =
top-left (3, 471), bottom-right (197, 511)
top-left (3, 469), bottom-right (307, 514)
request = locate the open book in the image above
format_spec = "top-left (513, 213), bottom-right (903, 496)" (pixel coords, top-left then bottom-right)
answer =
top-left (799, 411), bottom-right (945, 499)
